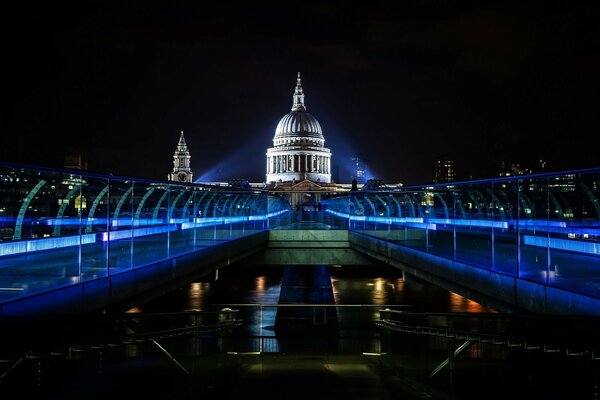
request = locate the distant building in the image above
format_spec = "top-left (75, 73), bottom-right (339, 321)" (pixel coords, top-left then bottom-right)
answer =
top-left (351, 155), bottom-right (369, 184)
top-left (499, 161), bottom-right (532, 177)
top-left (264, 73), bottom-right (345, 209)
top-left (266, 73), bottom-right (332, 185)
top-left (538, 159), bottom-right (547, 173)
top-left (433, 156), bottom-right (455, 183)
top-left (63, 153), bottom-right (87, 170)
top-left (168, 131), bottom-right (193, 182)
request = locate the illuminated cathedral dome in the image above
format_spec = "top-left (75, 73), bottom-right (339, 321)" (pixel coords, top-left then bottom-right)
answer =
top-left (266, 73), bottom-right (332, 184)
top-left (274, 111), bottom-right (323, 140)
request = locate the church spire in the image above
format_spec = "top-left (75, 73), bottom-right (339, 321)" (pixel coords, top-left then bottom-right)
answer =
top-left (168, 130), bottom-right (193, 182)
top-left (291, 72), bottom-right (306, 112)
top-left (178, 130), bottom-right (187, 147)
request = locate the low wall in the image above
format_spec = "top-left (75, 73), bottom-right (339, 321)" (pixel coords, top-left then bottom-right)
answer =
top-left (246, 230), bottom-right (374, 266)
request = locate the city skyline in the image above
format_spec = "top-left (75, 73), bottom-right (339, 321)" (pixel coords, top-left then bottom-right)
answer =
top-left (3, 1), bottom-right (599, 185)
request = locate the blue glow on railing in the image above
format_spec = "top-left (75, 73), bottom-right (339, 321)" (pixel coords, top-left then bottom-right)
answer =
top-left (325, 210), bottom-right (436, 230)
top-left (510, 220), bottom-right (600, 236)
top-left (181, 209), bottom-right (288, 229)
top-left (44, 218), bottom-right (83, 226)
top-left (327, 210), bottom-right (509, 229)
top-left (43, 213), bottom-right (288, 228)
top-left (0, 209), bottom-right (289, 256)
top-left (429, 218), bottom-right (509, 229)
top-left (513, 220), bottom-right (567, 228)
top-left (0, 234), bottom-right (97, 256)
top-left (101, 225), bottom-right (177, 241)
top-left (326, 209), bottom-right (600, 236)
top-left (524, 235), bottom-right (600, 256)
top-left (249, 209), bottom-right (289, 220)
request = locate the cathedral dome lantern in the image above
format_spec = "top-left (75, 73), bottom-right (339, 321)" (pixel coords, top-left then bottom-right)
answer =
top-left (266, 73), bottom-right (332, 184)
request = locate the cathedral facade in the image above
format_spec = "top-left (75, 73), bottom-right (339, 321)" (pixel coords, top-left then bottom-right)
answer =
top-left (266, 73), bottom-right (332, 184)
top-left (265, 74), bottom-right (344, 209)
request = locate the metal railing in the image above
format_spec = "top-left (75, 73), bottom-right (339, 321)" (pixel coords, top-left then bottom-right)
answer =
top-left (0, 161), bottom-right (290, 303)
top-left (323, 167), bottom-right (600, 300)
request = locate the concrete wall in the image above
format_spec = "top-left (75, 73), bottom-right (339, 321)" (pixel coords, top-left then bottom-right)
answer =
top-left (246, 230), bottom-right (374, 266)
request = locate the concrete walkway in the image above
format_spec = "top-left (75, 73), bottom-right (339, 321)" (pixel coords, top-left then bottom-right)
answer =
top-left (192, 353), bottom-right (446, 400)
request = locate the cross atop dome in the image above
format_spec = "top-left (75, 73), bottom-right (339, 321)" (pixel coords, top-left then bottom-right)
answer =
top-left (292, 72), bottom-right (306, 112)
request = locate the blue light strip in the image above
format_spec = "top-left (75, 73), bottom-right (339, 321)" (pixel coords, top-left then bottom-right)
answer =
top-left (0, 209), bottom-right (289, 256)
top-left (326, 210), bottom-right (437, 230)
top-left (0, 234), bottom-right (97, 256)
top-left (326, 209), bottom-right (600, 236)
top-left (524, 235), bottom-right (600, 256)
top-left (509, 220), bottom-right (600, 236)
top-left (429, 218), bottom-right (509, 229)
top-left (101, 225), bottom-right (177, 242)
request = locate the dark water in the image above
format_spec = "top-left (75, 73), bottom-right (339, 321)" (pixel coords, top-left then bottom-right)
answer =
top-left (132, 264), bottom-right (494, 339)
top-left (135, 264), bottom-right (493, 312)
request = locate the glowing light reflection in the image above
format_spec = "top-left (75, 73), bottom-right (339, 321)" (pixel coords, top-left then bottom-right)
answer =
top-left (188, 282), bottom-right (210, 310)
top-left (448, 291), bottom-right (488, 313)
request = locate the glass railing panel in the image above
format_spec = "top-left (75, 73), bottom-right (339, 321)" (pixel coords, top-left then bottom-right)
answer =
top-left (108, 178), bottom-right (133, 274)
top-left (454, 182), bottom-right (493, 270)
top-left (492, 180), bottom-right (518, 276)
top-left (426, 186), bottom-right (455, 260)
top-left (518, 176), bottom-right (549, 283)
top-left (167, 184), bottom-right (195, 258)
top-left (322, 169), bottom-right (600, 302)
top-left (548, 171), bottom-right (600, 297)
top-left (80, 175), bottom-right (109, 280)
top-left (131, 181), bottom-right (169, 268)
top-left (1, 166), bottom-right (82, 281)
top-left (0, 162), bottom-right (291, 305)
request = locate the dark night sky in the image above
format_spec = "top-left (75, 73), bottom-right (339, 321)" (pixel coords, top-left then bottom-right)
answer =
top-left (2, 0), bottom-right (599, 185)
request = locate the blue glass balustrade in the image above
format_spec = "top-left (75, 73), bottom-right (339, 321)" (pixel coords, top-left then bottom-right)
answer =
top-left (3, 161), bottom-right (600, 309)
top-left (0, 162), bottom-right (290, 303)
top-left (323, 168), bottom-right (600, 301)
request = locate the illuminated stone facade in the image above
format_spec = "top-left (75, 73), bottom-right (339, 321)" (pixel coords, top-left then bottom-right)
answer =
top-left (168, 131), bottom-right (193, 183)
top-left (266, 73), bottom-right (332, 184)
